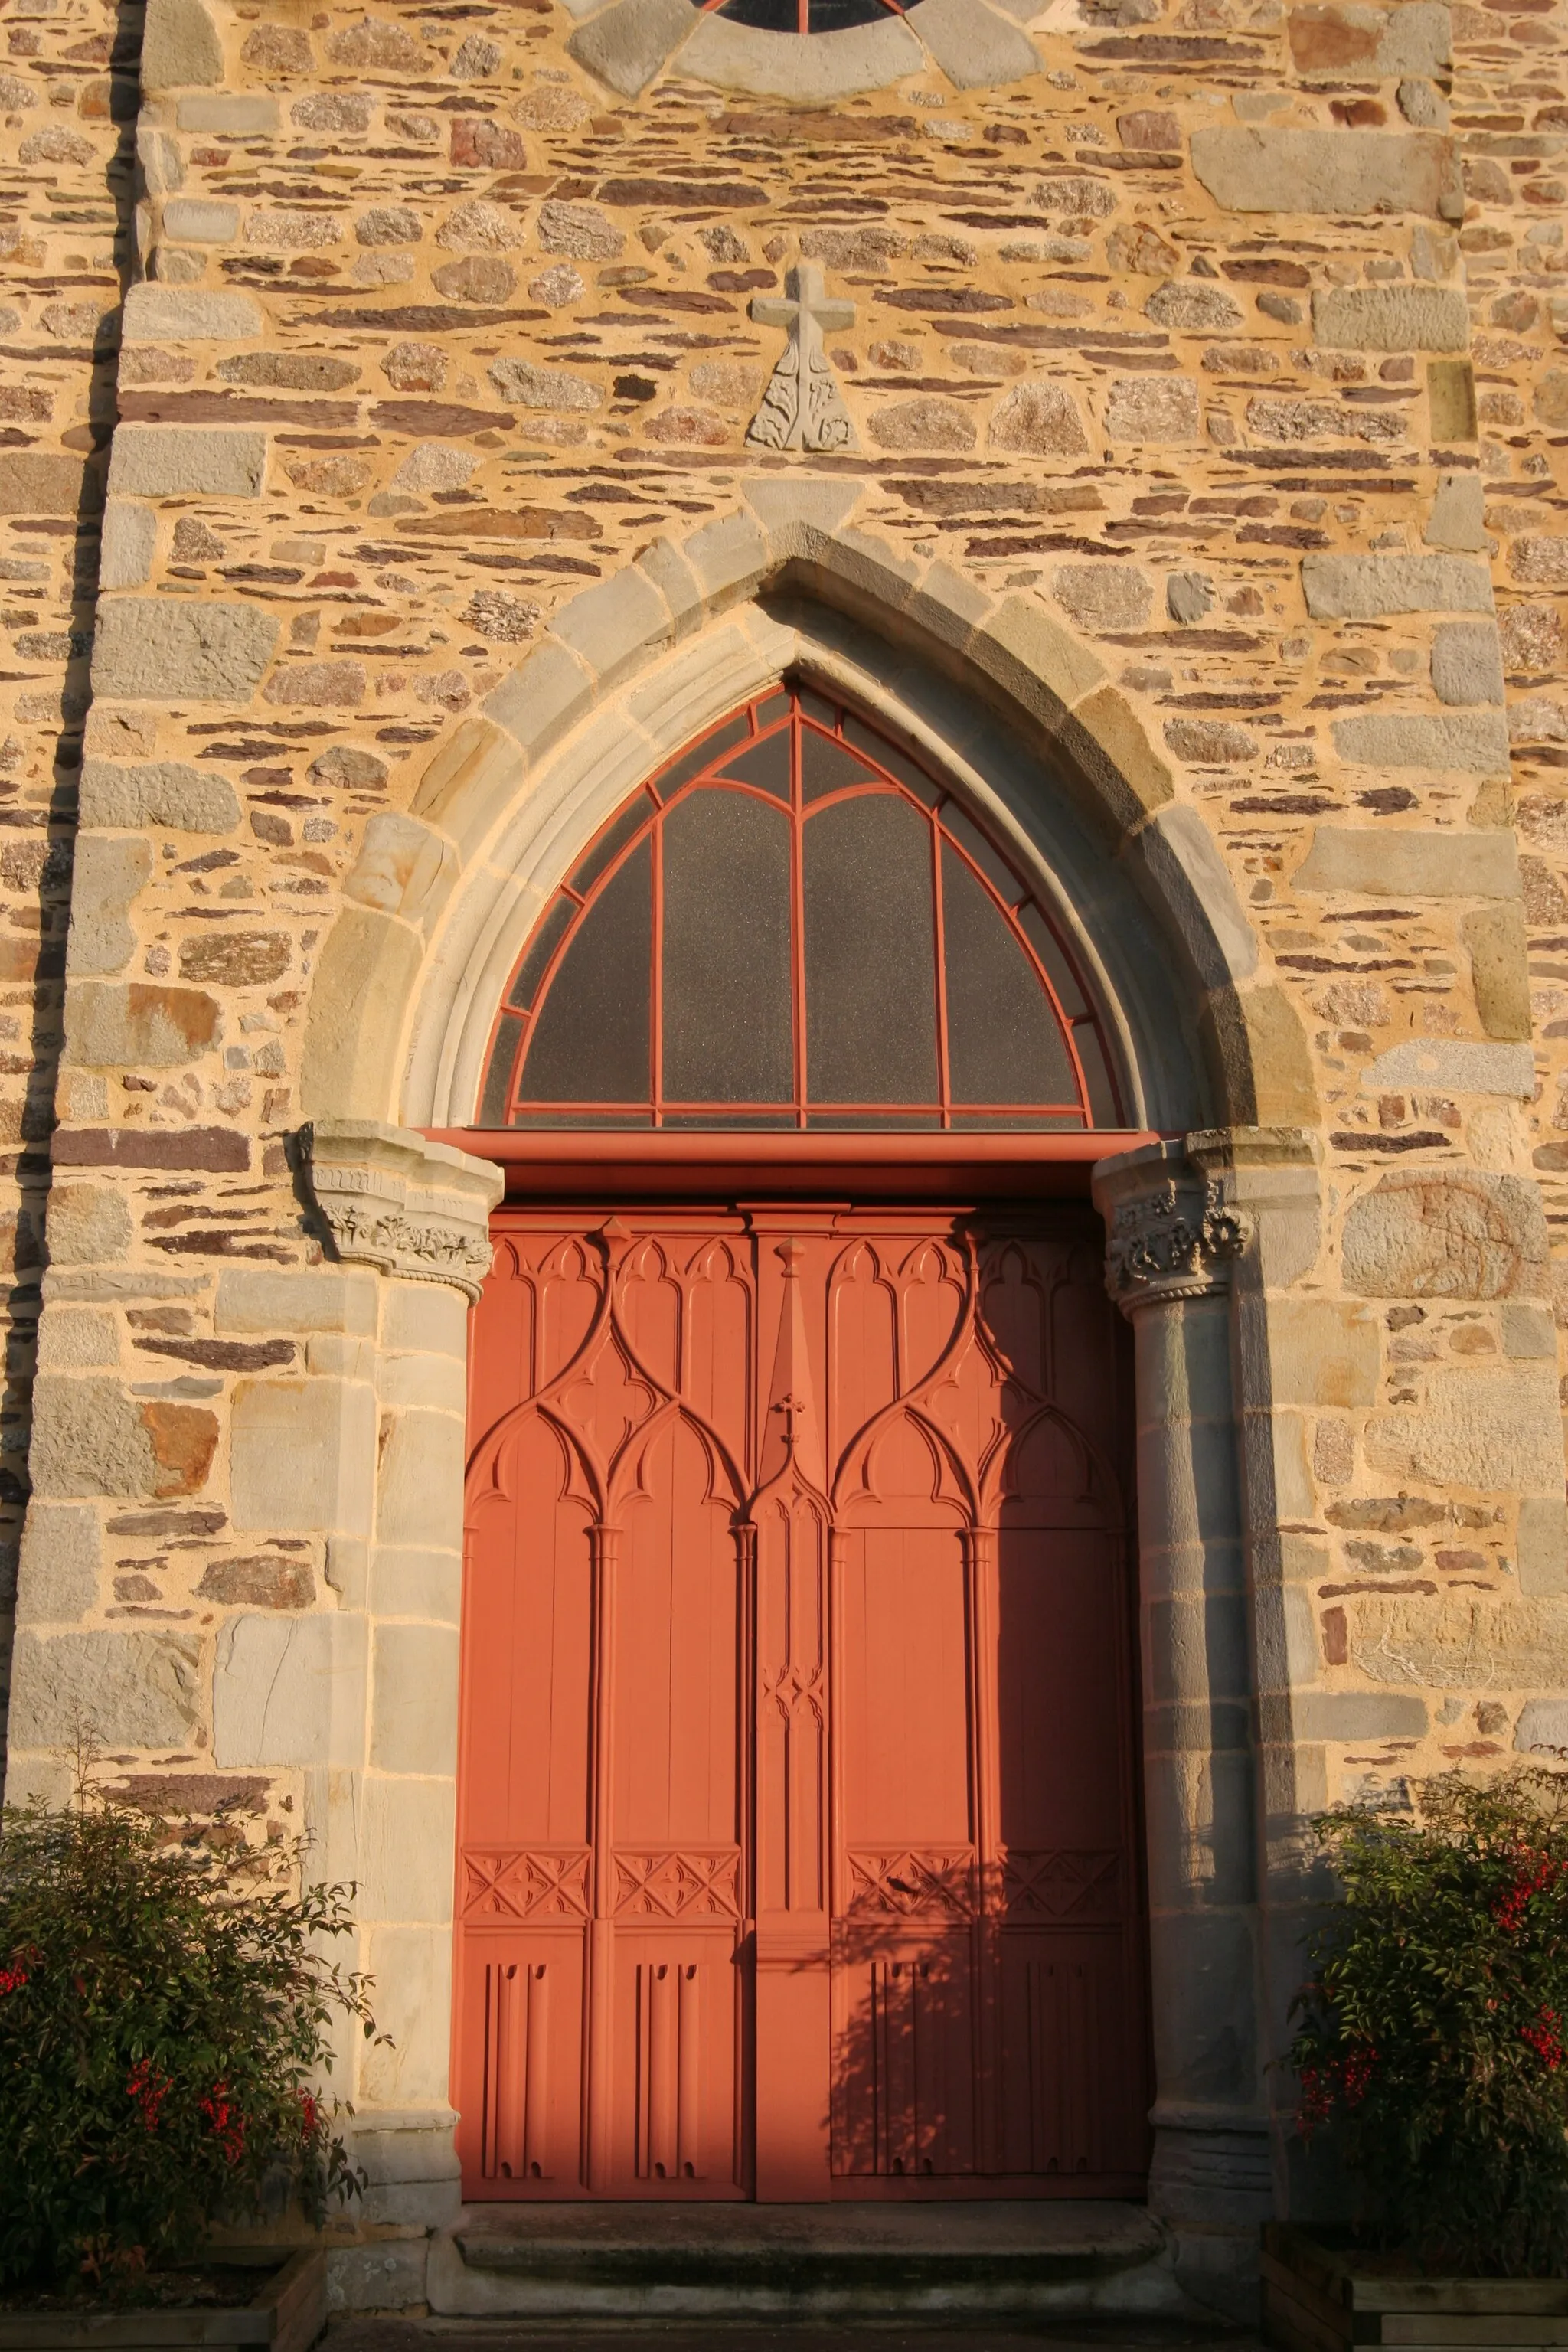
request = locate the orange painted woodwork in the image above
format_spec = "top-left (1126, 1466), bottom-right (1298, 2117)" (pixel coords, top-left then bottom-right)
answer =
top-left (455, 1205), bottom-right (1148, 2200)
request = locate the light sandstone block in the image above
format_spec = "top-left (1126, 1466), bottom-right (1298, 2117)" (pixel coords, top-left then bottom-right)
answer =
top-left (121, 285), bottom-right (263, 341)
top-left (1361, 1038), bottom-right (1532, 1096)
top-left (1425, 470), bottom-right (1486, 551)
top-left (482, 640), bottom-right (593, 760)
top-left (1329, 709), bottom-right (1510, 771)
top-left (1190, 126), bottom-right (1459, 218)
top-left (371, 1625), bottom-right (459, 1775)
top-left (213, 1610), bottom-right (368, 1767)
top-left (1295, 826), bottom-right (1517, 898)
top-left (1311, 284), bottom-right (1468, 351)
top-left (1517, 1699), bottom-right (1568, 1754)
top-left (46, 1182), bottom-right (132, 1266)
top-left (549, 568), bottom-right (675, 684)
top-left (160, 198), bottom-right (240, 245)
top-left (1293, 1691), bottom-right (1429, 1739)
top-left (36, 1308), bottom-right (118, 1370)
top-left (10, 1628), bottom-right (202, 1746)
top-left (1123, 805), bottom-right (1259, 991)
top-left (1430, 620), bottom-right (1504, 707)
top-left (370, 1547), bottom-right (462, 1624)
top-left (1251, 1298), bottom-right (1380, 1408)
top-left (359, 1776), bottom-right (458, 1923)
top-left (67, 834), bottom-right (152, 977)
top-left (677, 9), bottom-right (921, 97)
top-left (66, 979), bottom-right (221, 1067)
top-left (377, 1351), bottom-right (466, 1416)
top-left (1343, 1169), bottom-right (1547, 1297)
top-left (1301, 551), bottom-right (1493, 619)
top-left (92, 598), bottom-right (278, 701)
top-left (905, 0), bottom-right (1040, 90)
top-left (140, 0), bottom-right (222, 88)
top-left (230, 1377), bottom-right (377, 1534)
top-left (79, 760), bottom-right (241, 834)
top-left (381, 1279), bottom-right (467, 1360)
top-left (358, 1927), bottom-right (455, 2107)
top-left (99, 501), bottom-right (157, 590)
top-left (376, 1409), bottom-right (466, 1552)
top-left (15, 1501), bottom-right (100, 1624)
top-left (175, 93), bottom-right (280, 133)
top-left (567, 0), bottom-right (694, 97)
top-left (1365, 1364), bottom-right (1563, 1490)
top-left (1463, 903), bottom-right (1530, 1040)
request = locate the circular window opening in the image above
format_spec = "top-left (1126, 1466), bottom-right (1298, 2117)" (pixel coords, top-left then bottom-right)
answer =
top-left (691, 0), bottom-right (915, 31)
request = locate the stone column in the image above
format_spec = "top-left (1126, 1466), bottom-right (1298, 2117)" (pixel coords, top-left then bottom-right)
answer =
top-left (1092, 1140), bottom-right (1272, 2314)
top-left (216, 1118), bottom-right (500, 2259)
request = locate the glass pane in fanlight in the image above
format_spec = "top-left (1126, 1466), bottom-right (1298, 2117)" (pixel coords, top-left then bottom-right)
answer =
top-left (799, 726), bottom-right (882, 806)
top-left (662, 787), bottom-right (793, 1103)
top-left (942, 841), bottom-right (1079, 1106)
top-left (804, 792), bottom-right (939, 1104)
top-left (519, 838), bottom-right (652, 1103)
top-left (717, 728), bottom-right (792, 802)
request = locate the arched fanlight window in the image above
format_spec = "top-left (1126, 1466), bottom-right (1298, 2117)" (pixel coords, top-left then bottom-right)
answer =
top-left (478, 684), bottom-right (1122, 1132)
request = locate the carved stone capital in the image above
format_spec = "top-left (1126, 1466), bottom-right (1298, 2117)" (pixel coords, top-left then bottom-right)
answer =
top-left (1092, 1142), bottom-right (1253, 1315)
top-left (304, 1119), bottom-right (502, 1302)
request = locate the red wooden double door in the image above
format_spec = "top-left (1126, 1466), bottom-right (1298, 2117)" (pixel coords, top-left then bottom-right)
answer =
top-left (454, 1204), bottom-right (1148, 2200)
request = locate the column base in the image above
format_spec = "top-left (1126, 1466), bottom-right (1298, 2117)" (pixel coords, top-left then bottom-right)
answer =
top-left (1148, 2110), bottom-right (1273, 2324)
top-left (350, 2106), bottom-right (462, 2230)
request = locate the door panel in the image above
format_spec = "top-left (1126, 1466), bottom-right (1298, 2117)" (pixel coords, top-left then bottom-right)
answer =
top-left (455, 1207), bottom-right (1148, 2201)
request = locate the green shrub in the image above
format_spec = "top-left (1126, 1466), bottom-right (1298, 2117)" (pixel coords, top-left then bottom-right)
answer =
top-left (0, 1784), bottom-right (382, 2292)
top-left (1289, 1766), bottom-right (1568, 2277)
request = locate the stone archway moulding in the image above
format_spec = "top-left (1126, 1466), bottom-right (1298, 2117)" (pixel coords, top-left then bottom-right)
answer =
top-left (299, 488), bottom-right (1320, 1144)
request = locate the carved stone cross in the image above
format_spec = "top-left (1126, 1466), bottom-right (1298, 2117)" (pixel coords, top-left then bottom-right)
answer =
top-left (746, 263), bottom-right (858, 454)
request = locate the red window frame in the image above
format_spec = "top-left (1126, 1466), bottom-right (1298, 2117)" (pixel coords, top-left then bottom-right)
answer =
top-left (479, 684), bottom-right (1125, 1134)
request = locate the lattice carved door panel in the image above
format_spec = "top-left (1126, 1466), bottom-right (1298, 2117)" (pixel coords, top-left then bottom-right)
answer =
top-left (455, 1208), bottom-right (1148, 2200)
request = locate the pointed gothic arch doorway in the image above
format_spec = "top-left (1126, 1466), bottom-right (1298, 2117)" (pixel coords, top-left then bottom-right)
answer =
top-left (452, 685), bottom-right (1153, 2201)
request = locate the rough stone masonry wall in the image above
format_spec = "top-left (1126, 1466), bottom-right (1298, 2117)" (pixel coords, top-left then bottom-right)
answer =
top-left (2, 0), bottom-right (1568, 2193)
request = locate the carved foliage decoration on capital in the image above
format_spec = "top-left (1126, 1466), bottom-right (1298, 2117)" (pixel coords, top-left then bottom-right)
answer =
top-left (1104, 1177), bottom-right (1252, 1311)
top-left (303, 1119), bottom-right (499, 1301)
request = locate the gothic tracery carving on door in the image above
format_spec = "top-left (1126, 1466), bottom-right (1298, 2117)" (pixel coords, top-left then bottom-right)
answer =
top-left (455, 1207), bottom-right (1148, 2200)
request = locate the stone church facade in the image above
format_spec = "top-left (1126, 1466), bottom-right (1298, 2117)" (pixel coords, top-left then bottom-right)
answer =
top-left (0, 0), bottom-right (1566, 2311)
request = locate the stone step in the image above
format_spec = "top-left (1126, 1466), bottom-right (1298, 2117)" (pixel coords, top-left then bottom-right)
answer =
top-left (426, 2201), bottom-right (1191, 2324)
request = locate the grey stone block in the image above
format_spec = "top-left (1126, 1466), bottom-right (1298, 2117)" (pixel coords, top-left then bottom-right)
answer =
top-left (1425, 470), bottom-right (1486, 551)
top-left (1294, 1692), bottom-right (1429, 1740)
top-left (92, 598), bottom-right (277, 701)
top-left (121, 285), bottom-right (263, 342)
top-left (99, 500), bottom-right (157, 590)
top-left (47, 1184), bottom-right (132, 1266)
top-left (1302, 551), bottom-right (1493, 619)
top-left (1312, 284), bottom-right (1468, 351)
top-left (160, 197), bottom-right (240, 244)
top-left (175, 93), bottom-right (280, 133)
top-left (141, 0), bottom-right (222, 88)
top-left (68, 834), bottom-right (152, 977)
top-left (15, 1501), bottom-right (100, 1625)
top-left (1431, 620), bottom-right (1504, 707)
top-left (1147, 282), bottom-right (1243, 332)
top-left (567, 0), bottom-right (693, 96)
top-left (1190, 126), bottom-right (1460, 219)
top-left (9, 1628), bottom-right (202, 1746)
top-left (108, 425), bottom-right (266, 499)
top-left (79, 759), bottom-right (241, 834)
top-left (1295, 825), bottom-right (1517, 899)
top-left (906, 0), bottom-right (1039, 89)
top-left (1330, 708), bottom-right (1510, 771)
